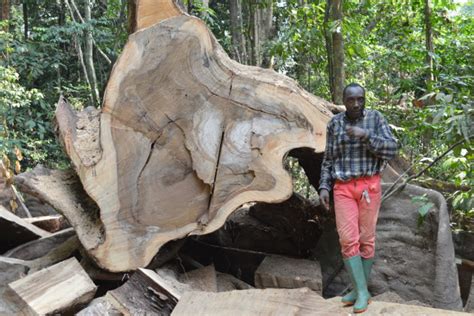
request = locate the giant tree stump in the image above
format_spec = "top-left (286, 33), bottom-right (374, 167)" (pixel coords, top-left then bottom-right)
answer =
top-left (55, 1), bottom-right (333, 271)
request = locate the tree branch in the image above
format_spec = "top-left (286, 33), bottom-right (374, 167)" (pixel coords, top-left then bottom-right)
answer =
top-left (382, 136), bottom-right (472, 203)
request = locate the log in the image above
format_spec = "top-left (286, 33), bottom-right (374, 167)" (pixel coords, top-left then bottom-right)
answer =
top-left (104, 268), bottom-right (187, 315)
top-left (0, 257), bottom-right (29, 315)
top-left (54, 1), bottom-right (333, 272)
top-left (0, 205), bottom-right (50, 253)
top-left (8, 257), bottom-right (97, 315)
top-left (14, 166), bottom-right (103, 259)
top-left (171, 288), bottom-right (328, 315)
top-left (3, 227), bottom-right (75, 260)
top-left (172, 288), bottom-right (471, 316)
top-left (23, 215), bottom-right (69, 233)
top-left (129, 0), bottom-right (182, 33)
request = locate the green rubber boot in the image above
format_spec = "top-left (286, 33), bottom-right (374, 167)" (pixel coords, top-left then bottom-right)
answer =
top-left (341, 257), bottom-right (374, 306)
top-left (343, 255), bottom-right (372, 313)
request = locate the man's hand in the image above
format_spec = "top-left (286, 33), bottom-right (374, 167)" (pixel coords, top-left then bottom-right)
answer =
top-left (346, 126), bottom-right (368, 140)
top-left (319, 189), bottom-right (330, 211)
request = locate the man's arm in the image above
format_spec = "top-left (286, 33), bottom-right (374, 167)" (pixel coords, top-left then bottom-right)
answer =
top-left (365, 112), bottom-right (399, 161)
top-left (319, 122), bottom-right (334, 210)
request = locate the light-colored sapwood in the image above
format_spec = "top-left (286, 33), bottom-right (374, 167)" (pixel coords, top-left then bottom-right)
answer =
top-left (55, 0), bottom-right (333, 272)
top-left (8, 257), bottom-right (97, 315)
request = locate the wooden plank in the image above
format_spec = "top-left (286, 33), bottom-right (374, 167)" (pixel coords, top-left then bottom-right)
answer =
top-left (255, 255), bottom-right (323, 294)
top-left (326, 297), bottom-right (471, 315)
top-left (0, 205), bottom-right (50, 253)
top-left (171, 288), bottom-right (329, 316)
top-left (24, 215), bottom-right (69, 233)
top-left (104, 268), bottom-right (190, 315)
top-left (8, 257), bottom-right (97, 315)
top-left (172, 288), bottom-right (472, 316)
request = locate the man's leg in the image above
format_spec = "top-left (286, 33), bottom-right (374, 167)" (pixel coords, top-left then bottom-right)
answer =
top-left (358, 175), bottom-right (382, 259)
top-left (334, 181), bottom-right (360, 259)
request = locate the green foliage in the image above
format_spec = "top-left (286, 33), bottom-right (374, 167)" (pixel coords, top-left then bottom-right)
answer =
top-left (1, 0), bottom-right (472, 230)
top-left (0, 1), bottom-right (128, 171)
top-left (411, 194), bottom-right (435, 228)
top-left (0, 65), bottom-right (66, 168)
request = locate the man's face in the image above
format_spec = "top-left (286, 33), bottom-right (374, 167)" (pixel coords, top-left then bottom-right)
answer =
top-left (343, 86), bottom-right (365, 120)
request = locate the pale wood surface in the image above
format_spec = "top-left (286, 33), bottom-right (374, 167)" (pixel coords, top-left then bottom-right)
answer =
top-left (133, 0), bottom-right (182, 32)
top-left (172, 288), bottom-right (472, 316)
top-left (254, 255), bottom-right (322, 294)
top-left (8, 257), bottom-right (97, 315)
top-left (179, 264), bottom-right (217, 292)
top-left (172, 288), bottom-right (328, 316)
top-left (56, 11), bottom-right (332, 271)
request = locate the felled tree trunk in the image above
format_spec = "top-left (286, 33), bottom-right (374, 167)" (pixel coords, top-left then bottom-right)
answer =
top-left (55, 0), bottom-right (333, 272)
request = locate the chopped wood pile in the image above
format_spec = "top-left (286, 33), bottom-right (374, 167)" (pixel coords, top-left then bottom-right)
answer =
top-left (0, 0), bottom-right (471, 314)
top-left (1, 168), bottom-right (472, 314)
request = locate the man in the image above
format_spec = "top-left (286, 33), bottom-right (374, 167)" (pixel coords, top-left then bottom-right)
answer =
top-left (319, 83), bottom-right (398, 313)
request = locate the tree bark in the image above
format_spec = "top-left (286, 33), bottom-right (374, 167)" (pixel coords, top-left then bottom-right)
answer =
top-left (0, 0), bottom-right (9, 21)
top-left (1, 0), bottom-right (9, 31)
top-left (250, 3), bottom-right (260, 66)
top-left (64, 0), bottom-right (94, 106)
top-left (53, 2), bottom-right (335, 272)
top-left (229, 0), bottom-right (247, 64)
top-left (324, 0), bottom-right (345, 105)
top-left (84, 0), bottom-right (100, 106)
top-left (424, 0), bottom-right (434, 84)
top-left (22, 1), bottom-right (28, 40)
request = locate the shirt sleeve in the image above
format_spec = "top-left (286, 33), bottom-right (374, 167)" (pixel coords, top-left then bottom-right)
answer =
top-left (319, 120), bottom-right (334, 192)
top-left (366, 111), bottom-right (399, 161)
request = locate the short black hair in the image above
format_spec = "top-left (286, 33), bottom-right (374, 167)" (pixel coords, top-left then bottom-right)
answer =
top-left (343, 83), bottom-right (365, 98)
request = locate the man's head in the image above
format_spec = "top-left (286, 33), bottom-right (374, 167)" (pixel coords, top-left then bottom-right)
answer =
top-left (343, 83), bottom-right (365, 120)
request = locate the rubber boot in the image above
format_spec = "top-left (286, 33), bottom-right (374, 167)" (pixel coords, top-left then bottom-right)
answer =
top-left (341, 257), bottom-right (374, 306)
top-left (343, 255), bottom-right (371, 313)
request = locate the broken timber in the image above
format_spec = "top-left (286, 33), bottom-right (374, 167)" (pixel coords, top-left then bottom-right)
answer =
top-left (54, 0), bottom-right (333, 272)
top-left (8, 257), bottom-right (97, 315)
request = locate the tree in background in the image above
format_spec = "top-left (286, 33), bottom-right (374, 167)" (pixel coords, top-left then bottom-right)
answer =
top-left (0, 0), bottom-right (472, 231)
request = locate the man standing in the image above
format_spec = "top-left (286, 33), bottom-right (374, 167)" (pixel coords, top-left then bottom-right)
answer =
top-left (319, 83), bottom-right (398, 313)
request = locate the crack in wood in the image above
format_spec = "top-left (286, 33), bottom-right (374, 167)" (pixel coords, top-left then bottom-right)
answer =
top-left (206, 130), bottom-right (226, 220)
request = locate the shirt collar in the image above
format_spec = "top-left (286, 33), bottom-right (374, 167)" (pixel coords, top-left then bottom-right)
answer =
top-left (344, 109), bottom-right (366, 123)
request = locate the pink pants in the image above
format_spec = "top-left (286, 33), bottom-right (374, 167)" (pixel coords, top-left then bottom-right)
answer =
top-left (333, 174), bottom-right (382, 259)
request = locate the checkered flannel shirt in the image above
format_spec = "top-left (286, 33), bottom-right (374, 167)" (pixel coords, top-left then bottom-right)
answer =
top-left (319, 109), bottom-right (399, 192)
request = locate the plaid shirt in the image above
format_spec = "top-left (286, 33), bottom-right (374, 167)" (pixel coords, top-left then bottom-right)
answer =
top-left (319, 109), bottom-right (399, 192)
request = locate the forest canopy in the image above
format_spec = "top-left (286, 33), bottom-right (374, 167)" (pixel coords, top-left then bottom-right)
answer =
top-left (0, 0), bottom-right (472, 231)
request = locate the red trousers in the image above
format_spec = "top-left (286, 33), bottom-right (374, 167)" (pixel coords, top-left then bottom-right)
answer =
top-left (333, 174), bottom-right (382, 259)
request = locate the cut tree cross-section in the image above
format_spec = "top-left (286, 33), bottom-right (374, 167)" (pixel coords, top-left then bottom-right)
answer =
top-left (55, 1), bottom-right (333, 272)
